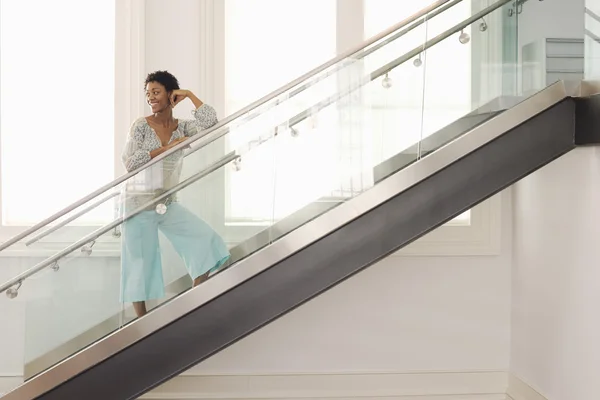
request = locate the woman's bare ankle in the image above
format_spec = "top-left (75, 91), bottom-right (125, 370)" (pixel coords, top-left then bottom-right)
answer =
top-left (193, 273), bottom-right (209, 287)
top-left (133, 301), bottom-right (147, 318)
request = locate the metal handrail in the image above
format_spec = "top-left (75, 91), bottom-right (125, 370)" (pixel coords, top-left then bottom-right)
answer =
top-left (272, 0), bottom-right (463, 99)
top-left (22, 0), bottom-right (466, 249)
top-left (0, 153), bottom-right (238, 294)
top-left (184, 0), bottom-right (513, 161)
top-left (0, 0), bottom-right (513, 294)
top-left (0, 0), bottom-right (452, 253)
top-left (24, 192), bottom-right (120, 246)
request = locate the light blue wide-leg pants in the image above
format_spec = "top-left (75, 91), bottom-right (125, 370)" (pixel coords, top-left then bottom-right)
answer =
top-left (120, 203), bottom-right (230, 303)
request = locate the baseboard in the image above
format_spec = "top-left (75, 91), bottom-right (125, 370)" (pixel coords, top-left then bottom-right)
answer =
top-left (0, 375), bottom-right (23, 397)
top-left (0, 371), bottom-right (512, 399)
top-left (506, 375), bottom-right (548, 400)
top-left (142, 371), bottom-right (509, 400)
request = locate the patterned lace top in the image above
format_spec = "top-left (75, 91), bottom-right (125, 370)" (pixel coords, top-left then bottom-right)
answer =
top-left (121, 104), bottom-right (218, 211)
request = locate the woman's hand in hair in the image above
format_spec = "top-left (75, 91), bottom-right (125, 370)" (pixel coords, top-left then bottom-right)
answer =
top-left (170, 90), bottom-right (189, 107)
top-left (170, 89), bottom-right (204, 110)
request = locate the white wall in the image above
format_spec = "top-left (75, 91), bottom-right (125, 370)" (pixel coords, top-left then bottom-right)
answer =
top-left (511, 148), bottom-right (600, 400)
top-left (144, 0), bottom-right (208, 111)
top-left (518, 0), bottom-right (585, 51)
top-left (509, 2), bottom-right (600, 399)
top-left (517, 0), bottom-right (585, 95)
top-left (188, 190), bottom-right (512, 375)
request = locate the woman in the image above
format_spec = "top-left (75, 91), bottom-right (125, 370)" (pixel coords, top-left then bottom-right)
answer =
top-left (121, 70), bottom-right (230, 318)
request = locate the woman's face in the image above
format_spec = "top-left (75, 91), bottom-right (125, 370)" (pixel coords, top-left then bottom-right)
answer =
top-left (145, 81), bottom-right (170, 113)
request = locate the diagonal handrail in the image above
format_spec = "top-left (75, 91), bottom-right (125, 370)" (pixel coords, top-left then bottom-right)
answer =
top-left (24, 192), bottom-right (120, 246)
top-left (0, 153), bottom-right (238, 294)
top-left (0, 0), bottom-right (453, 253)
top-left (185, 0), bottom-right (513, 160)
top-left (0, 0), bottom-right (514, 294)
top-left (23, 0), bottom-right (462, 248)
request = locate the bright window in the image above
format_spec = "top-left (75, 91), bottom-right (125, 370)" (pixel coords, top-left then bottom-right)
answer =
top-left (224, 0), bottom-right (338, 222)
top-left (0, 0), bottom-right (115, 226)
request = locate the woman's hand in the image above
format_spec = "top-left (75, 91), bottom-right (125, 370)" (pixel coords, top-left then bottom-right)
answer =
top-left (170, 90), bottom-right (189, 107)
top-left (170, 89), bottom-right (204, 110)
top-left (167, 136), bottom-right (188, 148)
top-left (149, 137), bottom-right (189, 159)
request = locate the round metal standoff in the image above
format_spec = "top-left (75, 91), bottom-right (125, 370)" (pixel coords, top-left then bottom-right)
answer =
top-left (290, 127), bottom-right (300, 137)
top-left (458, 30), bottom-right (470, 44)
top-left (51, 261), bottom-right (60, 272)
top-left (81, 240), bottom-right (96, 256)
top-left (232, 157), bottom-right (242, 171)
top-left (6, 281), bottom-right (22, 299)
top-left (479, 18), bottom-right (488, 32)
top-left (381, 73), bottom-right (393, 89)
top-left (155, 203), bottom-right (168, 215)
top-left (413, 56), bottom-right (422, 67)
top-left (112, 227), bottom-right (121, 238)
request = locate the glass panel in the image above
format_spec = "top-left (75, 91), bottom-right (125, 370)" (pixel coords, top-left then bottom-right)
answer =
top-left (2, 0), bottom-right (521, 383)
top-left (0, 0), bottom-right (437, 258)
top-left (23, 251), bottom-right (123, 377)
top-left (22, 138), bottom-right (278, 377)
top-left (500, 1), bottom-right (519, 97)
top-left (366, 31), bottom-right (427, 169)
top-left (420, 0), bottom-right (474, 150)
top-left (418, 0), bottom-right (521, 152)
top-left (223, 0), bottom-right (337, 223)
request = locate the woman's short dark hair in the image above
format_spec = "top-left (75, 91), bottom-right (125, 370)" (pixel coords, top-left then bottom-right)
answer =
top-left (144, 70), bottom-right (180, 92)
